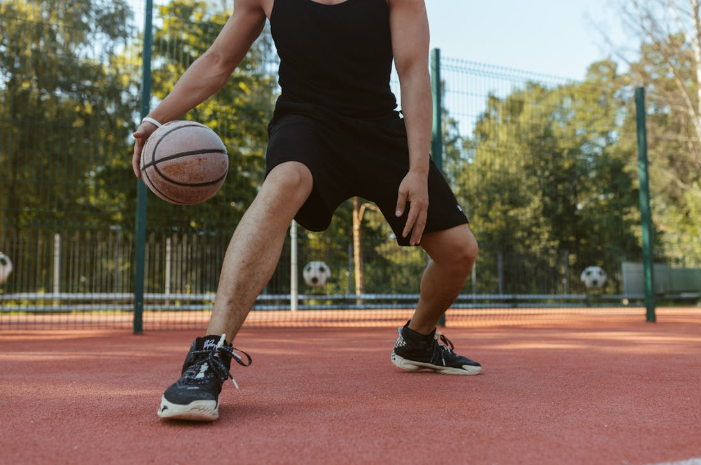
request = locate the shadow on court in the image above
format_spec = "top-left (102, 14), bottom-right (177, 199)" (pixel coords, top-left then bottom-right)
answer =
top-left (2, 309), bottom-right (700, 465)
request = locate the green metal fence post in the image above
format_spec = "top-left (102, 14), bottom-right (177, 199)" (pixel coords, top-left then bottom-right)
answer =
top-left (635, 87), bottom-right (656, 323)
top-left (431, 48), bottom-right (443, 171)
top-left (431, 48), bottom-right (447, 327)
top-left (134, 0), bottom-right (154, 334)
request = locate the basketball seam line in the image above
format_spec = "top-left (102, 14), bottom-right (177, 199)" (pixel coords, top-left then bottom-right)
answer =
top-left (142, 169), bottom-right (187, 205)
top-left (141, 140), bottom-right (182, 204)
top-left (144, 148), bottom-right (228, 186)
top-left (142, 125), bottom-right (199, 205)
top-left (149, 122), bottom-right (220, 172)
top-left (144, 123), bottom-right (226, 201)
top-left (148, 123), bottom-right (210, 168)
top-left (151, 126), bottom-right (226, 188)
top-left (142, 148), bottom-right (228, 170)
top-left (158, 171), bottom-right (228, 188)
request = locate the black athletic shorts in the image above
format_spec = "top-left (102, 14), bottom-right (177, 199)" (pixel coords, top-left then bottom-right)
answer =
top-left (265, 100), bottom-right (468, 246)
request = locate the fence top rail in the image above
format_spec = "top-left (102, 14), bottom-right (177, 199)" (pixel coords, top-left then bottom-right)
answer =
top-left (1, 304), bottom-right (653, 313)
top-left (441, 56), bottom-right (573, 84)
top-left (0, 292), bottom-right (650, 302)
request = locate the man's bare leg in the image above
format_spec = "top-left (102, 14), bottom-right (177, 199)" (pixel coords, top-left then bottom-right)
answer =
top-left (206, 162), bottom-right (313, 341)
top-left (390, 224), bottom-right (481, 375)
top-left (409, 224), bottom-right (478, 335)
top-left (157, 162), bottom-right (312, 421)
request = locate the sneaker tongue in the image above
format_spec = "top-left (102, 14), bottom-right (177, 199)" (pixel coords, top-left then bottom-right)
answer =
top-left (198, 335), bottom-right (223, 351)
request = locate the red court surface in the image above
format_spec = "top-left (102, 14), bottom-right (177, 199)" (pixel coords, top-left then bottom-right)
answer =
top-left (2, 309), bottom-right (701, 465)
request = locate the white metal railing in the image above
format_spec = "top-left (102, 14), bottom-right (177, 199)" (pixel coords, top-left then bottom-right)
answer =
top-left (4, 291), bottom-right (692, 313)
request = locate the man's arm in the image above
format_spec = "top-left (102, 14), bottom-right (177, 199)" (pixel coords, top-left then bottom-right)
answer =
top-left (388, 0), bottom-right (432, 245)
top-left (132, 0), bottom-right (266, 177)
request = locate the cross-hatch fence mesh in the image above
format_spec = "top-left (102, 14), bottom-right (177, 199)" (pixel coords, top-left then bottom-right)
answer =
top-left (1, 0), bottom-right (699, 330)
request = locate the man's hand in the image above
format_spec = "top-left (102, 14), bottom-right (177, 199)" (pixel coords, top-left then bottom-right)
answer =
top-left (395, 171), bottom-right (429, 246)
top-left (132, 122), bottom-right (159, 178)
top-left (131, 0), bottom-right (267, 179)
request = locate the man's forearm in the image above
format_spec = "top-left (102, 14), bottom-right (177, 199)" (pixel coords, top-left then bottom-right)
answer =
top-left (147, 52), bottom-right (232, 123)
top-left (399, 69), bottom-right (432, 176)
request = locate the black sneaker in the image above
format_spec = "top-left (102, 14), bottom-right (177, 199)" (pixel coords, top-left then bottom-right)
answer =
top-left (391, 322), bottom-right (481, 375)
top-left (157, 334), bottom-right (252, 421)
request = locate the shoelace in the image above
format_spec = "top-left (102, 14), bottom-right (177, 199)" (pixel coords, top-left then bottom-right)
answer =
top-left (434, 332), bottom-right (454, 366)
top-left (189, 334), bottom-right (252, 389)
top-left (435, 332), bottom-right (454, 352)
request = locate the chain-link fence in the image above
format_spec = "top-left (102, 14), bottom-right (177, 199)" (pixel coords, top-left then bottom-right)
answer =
top-left (1, 0), bottom-right (699, 330)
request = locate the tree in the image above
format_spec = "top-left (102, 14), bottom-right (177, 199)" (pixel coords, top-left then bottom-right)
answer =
top-left (127, 0), bottom-right (282, 293)
top-left (0, 0), bottom-right (139, 293)
top-left (147, 0), bottom-right (278, 231)
top-left (456, 61), bottom-right (640, 294)
top-left (0, 0), bottom-right (137, 232)
top-left (605, 0), bottom-right (701, 264)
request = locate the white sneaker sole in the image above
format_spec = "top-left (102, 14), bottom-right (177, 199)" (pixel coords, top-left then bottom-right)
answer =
top-left (391, 352), bottom-right (482, 376)
top-left (157, 396), bottom-right (219, 421)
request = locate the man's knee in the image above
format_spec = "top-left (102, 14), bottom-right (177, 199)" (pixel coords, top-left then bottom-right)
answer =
top-left (435, 232), bottom-right (477, 280)
top-left (452, 234), bottom-right (478, 277)
top-left (423, 225), bottom-right (478, 279)
top-left (265, 162), bottom-right (314, 201)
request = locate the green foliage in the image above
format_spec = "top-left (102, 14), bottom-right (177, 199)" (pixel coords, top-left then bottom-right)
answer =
top-left (0, 0), bottom-right (142, 295)
top-left (147, 0), bottom-right (277, 231)
top-left (2, 0), bottom-right (699, 300)
top-left (0, 0), bottom-right (138, 233)
top-left (456, 60), bottom-right (639, 294)
top-left (626, 37), bottom-right (701, 266)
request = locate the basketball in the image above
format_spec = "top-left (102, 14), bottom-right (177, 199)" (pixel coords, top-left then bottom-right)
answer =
top-left (140, 121), bottom-right (228, 205)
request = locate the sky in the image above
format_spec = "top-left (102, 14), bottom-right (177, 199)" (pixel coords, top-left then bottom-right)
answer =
top-left (424, 0), bottom-right (630, 81)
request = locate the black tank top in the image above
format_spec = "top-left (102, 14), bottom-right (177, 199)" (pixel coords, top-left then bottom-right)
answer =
top-left (270, 0), bottom-right (398, 118)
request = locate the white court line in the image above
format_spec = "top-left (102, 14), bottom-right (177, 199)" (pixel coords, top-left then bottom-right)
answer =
top-left (649, 459), bottom-right (701, 465)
